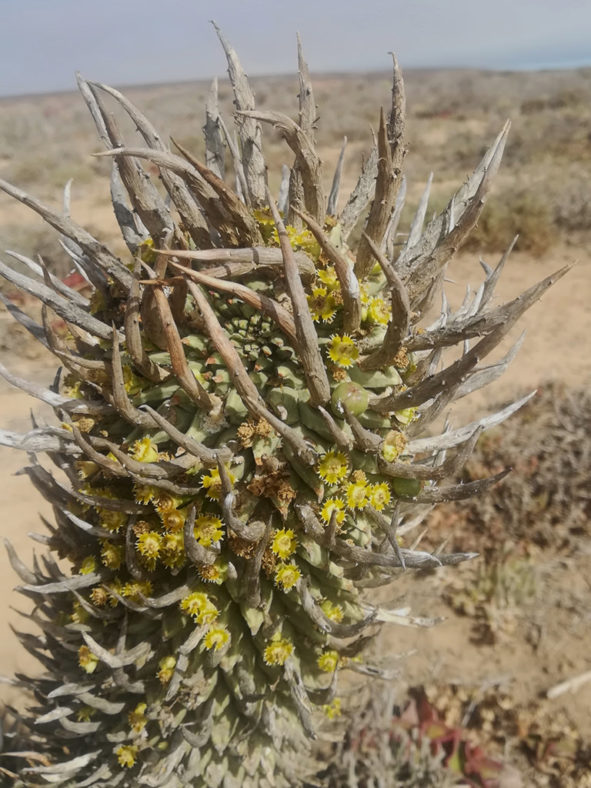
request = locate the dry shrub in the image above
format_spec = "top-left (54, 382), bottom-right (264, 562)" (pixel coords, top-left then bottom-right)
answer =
top-left (552, 179), bottom-right (591, 232)
top-left (464, 189), bottom-right (555, 255)
top-left (432, 384), bottom-right (591, 556)
top-left (0, 223), bottom-right (72, 285)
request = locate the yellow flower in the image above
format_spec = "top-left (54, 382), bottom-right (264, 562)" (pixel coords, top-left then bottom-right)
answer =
top-left (263, 636), bottom-right (294, 666)
top-left (116, 744), bottom-right (138, 769)
top-left (307, 286), bottom-right (338, 322)
top-left (100, 540), bottom-right (124, 570)
top-left (198, 559), bottom-right (227, 585)
top-left (99, 509), bottom-right (127, 533)
top-left (79, 555), bottom-right (97, 575)
top-left (285, 225), bottom-right (320, 258)
top-left (157, 655), bottom-right (176, 684)
top-left (320, 599), bottom-right (344, 622)
top-left (76, 706), bottom-right (95, 723)
top-left (136, 531), bottom-right (162, 562)
top-left (106, 579), bottom-right (123, 607)
top-left (368, 482), bottom-right (391, 511)
top-left (317, 266), bottom-right (339, 290)
top-left (139, 236), bottom-right (157, 263)
top-left (106, 579), bottom-right (124, 607)
top-left (153, 493), bottom-right (183, 514)
top-left (71, 416), bottom-right (94, 433)
top-left (133, 483), bottom-right (158, 505)
top-left (121, 580), bottom-right (152, 602)
top-left (122, 365), bottom-right (143, 396)
top-left (274, 562), bottom-right (301, 592)
top-left (129, 437), bottom-right (159, 463)
top-left (90, 586), bottom-right (109, 607)
top-left (367, 297), bottom-right (391, 325)
top-left (203, 624), bottom-right (231, 651)
top-left (201, 467), bottom-right (235, 500)
top-left (394, 407), bottom-right (417, 426)
top-left (194, 515), bottom-right (224, 546)
top-left (253, 208), bottom-right (276, 242)
top-left (76, 460), bottom-right (98, 480)
top-left (78, 645), bottom-right (99, 674)
top-left (320, 498), bottom-right (346, 526)
top-left (346, 480), bottom-right (369, 510)
top-left (161, 508), bottom-right (186, 532)
top-left (328, 334), bottom-right (359, 368)
top-left (381, 430), bottom-right (407, 462)
top-left (161, 531), bottom-right (185, 568)
top-left (180, 592), bottom-right (219, 625)
top-left (323, 698), bottom-right (342, 719)
top-left (271, 528), bottom-right (297, 559)
top-left (70, 601), bottom-right (89, 625)
top-left (63, 379), bottom-right (82, 399)
top-left (128, 703), bottom-right (148, 733)
top-left (317, 450), bottom-right (349, 485)
top-left (317, 650), bottom-right (340, 672)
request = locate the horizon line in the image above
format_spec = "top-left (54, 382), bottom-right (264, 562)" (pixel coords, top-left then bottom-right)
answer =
top-left (1, 57), bottom-right (590, 102)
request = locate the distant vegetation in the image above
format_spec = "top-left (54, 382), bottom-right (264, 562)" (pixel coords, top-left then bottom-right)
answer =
top-left (1, 66), bottom-right (590, 279)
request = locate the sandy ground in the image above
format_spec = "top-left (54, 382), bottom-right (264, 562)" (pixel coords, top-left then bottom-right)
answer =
top-left (0, 244), bottom-right (589, 728)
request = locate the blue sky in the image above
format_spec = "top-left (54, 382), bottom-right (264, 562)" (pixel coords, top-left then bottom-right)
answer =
top-left (0, 0), bottom-right (590, 96)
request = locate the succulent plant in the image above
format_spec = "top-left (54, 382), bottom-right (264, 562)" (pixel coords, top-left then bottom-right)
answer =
top-left (0, 26), bottom-right (567, 787)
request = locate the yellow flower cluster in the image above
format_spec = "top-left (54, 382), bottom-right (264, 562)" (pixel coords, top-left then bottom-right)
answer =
top-left (157, 655), bottom-right (176, 684)
top-left (328, 334), bottom-right (359, 368)
top-left (76, 706), bottom-right (95, 723)
top-left (136, 531), bottom-right (163, 570)
top-left (78, 555), bottom-right (97, 575)
top-left (317, 267), bottom-right (339, 289)
top-left (76, 460), bottom-right (98, 480)
top-left (381, 430), bottom-right (407, 462)
top-left (263, 636), bottom-right (294, 666)
top-left (317, 451), bottom-right (349, 485)
top-left (122, 364), bottom-right (143, 396)
top-left (307, 286), bottom-right (338, 322)
top-left (100, 540), bottom-right (123, 570)
top-left (323, 698), bottom-right (342, 719)
top-left (346, 480), bottom-right (368, 509)
top-left (320, 599), bottom-right (344, 622)
top-left (394, 407), bottom-right (417, 426)
top-left (193, 515), bottom-right (224, 547)
top-left (366, 297), bottom-right (391, 325)
top-left (133, 483), bottom-right (158, 505)
top-left (201, 466), bottom-right (236, 500)
top-left (116, 744), bottom-right (138, 769)
top-left (161, 531), bottom-right (185, 569)
top-left (121, 580), bottom-right (153, 602)
top-left (317, 443), bottom-right (395, 530)
top-left (317, 650), bottom-right (340, 672)
top-left (70, 601), bottom-right (89, 625)
top-left (78, 645), bottom-right (99, 674)
top-left (320, 497), bottom-right (346, 526)
top-left (274, 562), bottom-right (301, 592)
top-left (203, 624), bottom-right (230, 651)
top-left (128, 703), bottom-right (148, 734)
top-left (180, 591), bottom-right (219, 625)
top-left (129, 437), bottom-right (159, 463)
top-left (198, 558), bottom-right (227, 585)
top-left (271, 528), bottom-right (298, 559)
top-left (153, 493), bottom-right (183, 514)
top-left (98, 509), bottom-right (127, 533)
top-left (179, 591), bottom-right (231, 651)
top-left (368, 482), bottom-right (391, 511)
